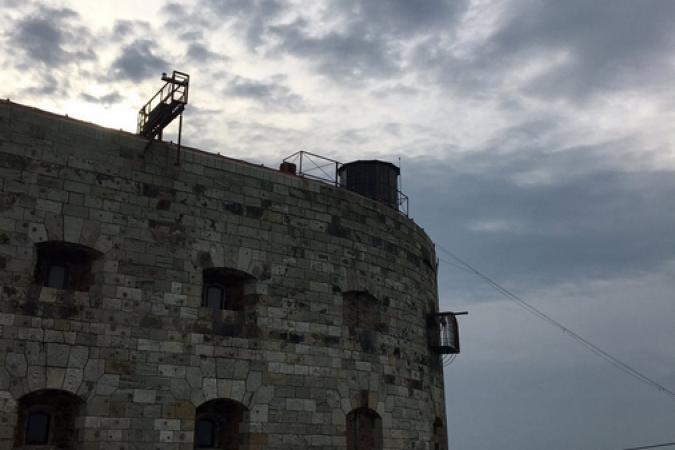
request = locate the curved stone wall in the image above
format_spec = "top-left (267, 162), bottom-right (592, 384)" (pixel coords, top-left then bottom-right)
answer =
top-left (0, 101), bottom-right (446, 449)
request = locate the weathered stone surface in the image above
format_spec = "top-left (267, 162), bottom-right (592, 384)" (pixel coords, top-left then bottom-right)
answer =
top-left (63, 368), bottom-right (83, 393)
top-left (63, 216), bottom-right (83, 242)
top-left (67, 346), bottom-right (89, 368)
top-left (133, 389), bottom-right (156, 404)
top-left (96, 374), bottom-right (119, 395)
top-left (46, 367), bottom-right (66, 389)
top-left (6, 353), bottom-right (26, 378)
top-left (84, 359), bottom-right (105, 381)
top-left (0, 101), bottom-right (447, 449)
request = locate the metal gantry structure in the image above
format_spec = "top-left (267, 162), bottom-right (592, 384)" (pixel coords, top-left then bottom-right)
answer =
top-left (137, 71), bottom-right (190, 162)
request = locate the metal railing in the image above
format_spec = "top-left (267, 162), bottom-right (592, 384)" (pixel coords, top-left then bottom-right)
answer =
top-left (282, 150), bottom-right (409, 216)
top-left (283, 150), bottom-right (341, 186)
top-left (398, 191), bottom-right (409, 216)
top-left (137, 71), bottom-right (189, 138)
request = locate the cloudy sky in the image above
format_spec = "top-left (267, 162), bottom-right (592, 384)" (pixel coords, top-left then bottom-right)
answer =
top-left (2, 0), bottom-right (675, 448)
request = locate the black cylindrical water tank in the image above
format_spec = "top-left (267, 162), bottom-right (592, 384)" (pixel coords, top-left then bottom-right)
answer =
top-left (338, 160), bottom-right (400, 209)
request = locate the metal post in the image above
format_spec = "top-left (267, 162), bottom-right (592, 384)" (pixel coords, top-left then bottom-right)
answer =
top-left (175, 113), bottom-right (183, 166)
top-left (398, 156), bottom-right (402, 213)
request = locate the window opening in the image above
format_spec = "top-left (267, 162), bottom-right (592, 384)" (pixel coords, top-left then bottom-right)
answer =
top-left (25, 412), bottom-right (50, 445)
top-left (194, 399), bottom-right (247, 450)
top-left (346, 408), bottom-right (382, 450)
top-left (46, 264), bottom-right (68, 289)
top-left (34, 241), bottom-right (100, 291)
top-left (15, 390), bottom-right (83, 449)
top-left (205, 285), bottom-right (225, 309)
top-left (195, 418), bottom-right (215, 448)
top-left (201, 268), bottom-right (254, 311)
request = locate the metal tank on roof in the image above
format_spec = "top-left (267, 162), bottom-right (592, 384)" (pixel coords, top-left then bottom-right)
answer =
top-left (338, 160), bottom-right (401, 209)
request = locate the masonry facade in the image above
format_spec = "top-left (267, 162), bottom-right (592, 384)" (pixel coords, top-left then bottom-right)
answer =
top-left (0, 101), bottom-right (447, 450)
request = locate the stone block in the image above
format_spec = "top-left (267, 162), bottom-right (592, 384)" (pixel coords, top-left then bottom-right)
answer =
top-left (154, 418), bottom-right (181, 431)
top-left (46, 343), bottom-right (70, 367)
top-left (68, 346), bottom-right (89, 368)
top-left (27, 222), bottom-right (47, 243)
top-left (250, 404), bottom-right (268, 423)
top-left (46, 367), bottom-right (66, 389)
top-left (170, 379), bottom-right (190, 400)
top-left (246, 371), bottom-right (262, 392)
top-left (63, 368), bottom-right (83, 393)
top-left (133, 389), bottom-right (156, 404)
top-left (63, 215), bottom-right (84, 242)
top-left (26, 365), bottom-right (46, 391)
top-left (84, 359), bottom-right (105, 381)
top-left (185, 367), bottom-right (202, 389)
top-left (5, 353), bottom-right (26, 377)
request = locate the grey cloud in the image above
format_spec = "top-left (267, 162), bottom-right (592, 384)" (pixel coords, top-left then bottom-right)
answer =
top-left (20, 74), bottom-right (66, 97)
top-left (161, 2), bottom-right (187, 18)
top-left (225, 75), bottom-right (304, 111)
top-left (80, 92), bottom-right (123, 105)
top-left (370, 83), bottom-right (421, 98)
top-left (326, 0), bottom-right (467, 35)
top-left (268, 1), bottom-right (468, 84)
top-left (384, 123), bottom-right (403, 137)
top-left (112, 20), bottom-right (151, 40)
top-left (219, 119), bottom-right (305, 158)
top-left (185, 105), bottom-right (223, 117)
top-left (335, 122), bottom-right (403, 145)
top-left (418, 0), bottom-right (675, 101)
top-left (155, 7), bottom-right (226, 63)
top-left (201, 0), bottom-right (284, 47)
top-left (498, 0), bottom-right (675, 100)
top-left (111, 40), bottom-right (168, 82)
top-left (161, 2), bottom-right (213, 36)
top-left (180, 31), bottom-right (204, 42)
top-left (405, 139), bottom-right (675, 293)
top-left (13, 18), bottom-right (62, 66)
top-left (336, 128), bottom-right (369, 145)
top-left (269, 20), bottom-right (401, 84)
top-left (179, 109), bottom-right (293, 156)
top-left (7, 6), bottom-right (95, 68)
top-left (196, 0), bottom-right (467, 84)
top-left (186, 43), bottom-right (223, 62)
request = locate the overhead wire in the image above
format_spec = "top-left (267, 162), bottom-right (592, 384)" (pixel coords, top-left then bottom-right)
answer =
top-left (435, 243), bottom-right (675, 401)
top-left (621, 443), bottom-right (675, 450)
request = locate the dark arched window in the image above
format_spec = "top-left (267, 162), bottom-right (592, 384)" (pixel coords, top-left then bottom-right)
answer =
top-left (346, 407), bottom-right (382, 450)
top-left (34, 241), bottom-right (101, 291)
top-left (15, 390), bottom-right (83, 448)
top-left (194, 398), bottom-right (247, 449)
top-left (202, 268), bottom-right (255, 311)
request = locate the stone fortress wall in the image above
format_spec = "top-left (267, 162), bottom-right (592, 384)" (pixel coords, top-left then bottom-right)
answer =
top-left (0, 101), bottom-right (447, 449)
